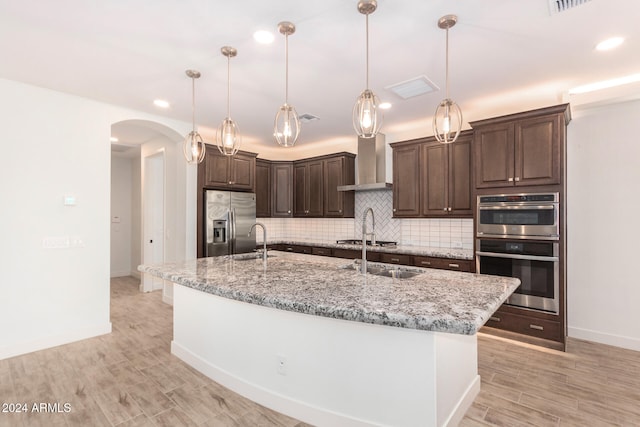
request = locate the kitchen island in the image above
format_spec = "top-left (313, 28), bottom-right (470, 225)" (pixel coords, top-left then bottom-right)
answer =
top-left (139, 252), bottom-right (519, 427)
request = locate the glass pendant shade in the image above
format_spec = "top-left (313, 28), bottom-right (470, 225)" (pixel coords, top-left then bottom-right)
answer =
top-left (353, 0), bottom-right (383, 139)
top-left (274, 21), bottom-right (300, 147)
top-left (217, 117), bottom-right (240, 156)
top-left (433, 98), bottom-right (462, 144)
top-left (353, 88), bottom-right (382, 138)
top-left (216, 46), bottom-right (241, 156)
top-left (274, 103), bottom-right (300, 147)
top-left (183, 130), bottom-right (206, 164)
top-left (433, 15), bottom-right (462, 144)
top-left (182, 69), bottom-right (206, 164)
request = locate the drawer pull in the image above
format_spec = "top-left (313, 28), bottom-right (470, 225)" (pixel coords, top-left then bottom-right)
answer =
top-left (391, 258), bottom-right (400, 262)
top-left (286, 247), bottom-right (293, 252)
top-left (529, 324), bottom-right (544, 331)
top-left (448, 263), bottom-right (460, 269)
top-left (421, 261), bottom-right (431, 266)
top-left (490, 316), bottom-right (501, 322)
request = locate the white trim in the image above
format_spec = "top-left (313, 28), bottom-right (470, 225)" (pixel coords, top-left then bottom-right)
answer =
top-left (110, 270), bottom-right (131, 278)
top-left (443, 375), bottom-right (480, 427)
top-left (0, 322), bottom-right (112, 360)
top-left (568, 326), bottom-right (640, 352)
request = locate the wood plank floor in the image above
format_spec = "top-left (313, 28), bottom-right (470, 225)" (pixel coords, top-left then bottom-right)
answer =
top-left (0, 276), bottom-right (638, 426)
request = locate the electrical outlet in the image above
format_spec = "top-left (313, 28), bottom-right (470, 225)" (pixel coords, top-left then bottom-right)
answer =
top-left (276, 354), bottom-right (287, 376)
top-left (452, 241), bottom-right (463, 249)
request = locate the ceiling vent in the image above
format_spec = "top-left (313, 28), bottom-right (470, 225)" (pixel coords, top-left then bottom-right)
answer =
top-left (299, 113), bottom-right (320, 123)
top-left (386, 75), bottom-right (439, 100)
top-left (548, 0), bottom-right (592, 14)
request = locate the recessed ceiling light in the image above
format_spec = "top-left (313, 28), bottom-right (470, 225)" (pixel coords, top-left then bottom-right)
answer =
top-left (254, 30), bottom-right (275, 44)
top-left (569, 72), bottom-right (640, 94)
top-left (153, 99), bottom-right (170, 108)
top-left (379, 102), bottom-right (392, 110)
top-left (110, 136), bottom-right (119, 142)
top-left (596, 36), bottom-right (624, 51)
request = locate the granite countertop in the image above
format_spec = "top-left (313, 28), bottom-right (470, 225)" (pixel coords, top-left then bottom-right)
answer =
top-left (265, 239), bottom-right (474, 260)
top-left (139, 251), bottom-right (519, 335)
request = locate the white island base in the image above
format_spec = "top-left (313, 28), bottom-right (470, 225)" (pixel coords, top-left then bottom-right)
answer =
top-left (171, 285), bottom-right (479, 427)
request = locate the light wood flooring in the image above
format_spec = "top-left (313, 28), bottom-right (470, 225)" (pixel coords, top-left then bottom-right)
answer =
top-left (0, 276), bottom-right (638, 426)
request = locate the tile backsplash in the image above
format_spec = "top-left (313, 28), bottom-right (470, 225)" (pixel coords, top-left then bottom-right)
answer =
top-left (258, 189), bottom-right (473, 249)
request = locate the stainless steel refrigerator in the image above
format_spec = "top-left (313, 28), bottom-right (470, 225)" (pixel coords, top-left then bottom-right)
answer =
top-left (204, 190), bottom-right (256, 257)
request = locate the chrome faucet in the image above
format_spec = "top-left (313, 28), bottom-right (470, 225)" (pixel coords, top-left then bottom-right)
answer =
top-left (249, 222), bottom-right (268, 262)
top-left (361, 207), bottom-right (376, 274)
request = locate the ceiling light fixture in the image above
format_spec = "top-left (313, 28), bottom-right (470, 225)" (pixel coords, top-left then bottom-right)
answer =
top-left (183, 69), bottom-right (206, 165)
top-left (216, 46), bottom-right (241, 156)
top-left (595, 36), bottom-right (624, 51)
top-left (433, 14), bottom-right (463, 144)
top-left (254, 30), bottom-right (275, 44)
top-left (274, 21), bottom-right (300, 148)
top-left (153, 99), bottom-right (170, 108)
top-left (353, 0), bottom-right (383, 139)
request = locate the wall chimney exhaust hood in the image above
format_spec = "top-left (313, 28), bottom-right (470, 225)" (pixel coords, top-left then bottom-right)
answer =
top-left (338, 134), bottom-right (392, 191)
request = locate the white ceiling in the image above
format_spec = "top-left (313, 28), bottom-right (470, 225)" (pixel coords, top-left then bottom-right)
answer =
top-left (2, 0), bottom-right (639, 156)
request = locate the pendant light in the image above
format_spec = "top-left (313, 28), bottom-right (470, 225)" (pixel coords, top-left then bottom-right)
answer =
top-left (182, 69), bottom-right (206, 164)
top-left (433, 14), bottom-right (463, 144)
top-left (274, 21), bottom-right (300, 147)
top-left (216, 46), bottom-right (241, 156)
top-left (353, 0), bottom-right (383, 139)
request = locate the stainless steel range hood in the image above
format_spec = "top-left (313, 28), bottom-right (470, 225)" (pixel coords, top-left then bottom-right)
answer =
top-left (338, 134), bottom-right (392, 191)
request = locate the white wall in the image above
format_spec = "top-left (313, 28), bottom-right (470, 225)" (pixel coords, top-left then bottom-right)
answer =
top-left (131, 151), bottom-right (142, 279)
top-left (567, 99), bottom-right (640, 351)
top-left (0, 78), bottom-right (193, 359)
top-left (110, 155), bottom-right (133, 277)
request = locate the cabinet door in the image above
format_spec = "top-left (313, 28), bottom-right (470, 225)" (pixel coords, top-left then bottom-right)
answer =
top-left (324, 156), bottom-right (344, 217)
top-left (255, 160), bottom-right (271, 217)
top-left (448, 135), bottom-right (473, 216)
top-left (392, 144), bottom-right (421, 217)
top-left (293, 163), bottom-right (307, 216)
top-left (421, 143), bottom-right (448, 216)
top-left (203, 147), bottom-right (231, 188)
top-left (272, 162), bottom-right (293, 217)
top-left (474, 123), bottom-right (515, 188)
top-left (307, 160), bottom-right (324, 216)
top-left (515, 114), bottom-right (561, 186)
top-left (230, 153), bottom-right (255, 190)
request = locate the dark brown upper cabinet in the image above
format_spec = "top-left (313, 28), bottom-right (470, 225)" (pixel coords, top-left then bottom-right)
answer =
top-left (471, 104), bottom-right (570, 189)
top-left (294, 159), bottom-right (324, 217)
top-left (272, 162), bottom-right (293, 217)
top-left (200, 144), bottom-right (256, 191)
top-left (391, 132), bottom-right (472, 218)
top-left (255, 159), bottom-right (271, 217)
top-left (323, 154), bottom-right (355, 217)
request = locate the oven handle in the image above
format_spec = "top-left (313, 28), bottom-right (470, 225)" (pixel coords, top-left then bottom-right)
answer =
top-left (476, 251), bottom-right (559, 262)
top-left (478, 205), bottom-right (555, 210)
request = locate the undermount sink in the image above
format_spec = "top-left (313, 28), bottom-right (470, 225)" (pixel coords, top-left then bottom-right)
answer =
top-left (230, 253), bottom-right (276, 261)
top-left (341, 263), bottom-right (422, 279)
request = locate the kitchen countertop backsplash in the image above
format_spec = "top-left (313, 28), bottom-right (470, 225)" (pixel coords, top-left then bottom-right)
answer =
top-left (258, 189), bottom-right (473, 250)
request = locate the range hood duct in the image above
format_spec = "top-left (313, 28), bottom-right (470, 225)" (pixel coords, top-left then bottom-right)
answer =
top-left (338, 134), bottom-right (392, 191)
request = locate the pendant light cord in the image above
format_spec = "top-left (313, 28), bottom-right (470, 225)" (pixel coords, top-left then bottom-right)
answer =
top-left (191, 77), bottom-right (196, 133)
top-left (285, 32), bottom-right (289, 104)
top-left (226, 55), bottom-right (231, 118)
top-left (365, 13), bottom-right (370, 90)
top-left (445, 27), bottom-right (450, 99)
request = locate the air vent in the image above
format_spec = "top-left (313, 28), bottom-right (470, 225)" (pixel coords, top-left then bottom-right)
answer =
top-left (299, 113), bottom-right (320, 123)
top-left (548, 0), bottom-right (592, 14)
top-left (385, 75), bottom-right (439, 100)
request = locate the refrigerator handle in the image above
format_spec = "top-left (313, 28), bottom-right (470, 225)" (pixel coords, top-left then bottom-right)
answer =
top-left (230, 208), bottom-right (236, 254)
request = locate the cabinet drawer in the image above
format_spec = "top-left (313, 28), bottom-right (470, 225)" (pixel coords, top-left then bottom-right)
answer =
top-left (485, 311), bottom-right (562, 342)
top-left (312, 247), bottom-right (332, 257)
top-left (379, 253), bottom-right (412, 265)
top-left (413, 256), bottom-right (473, 272)
top-left (333, 248), bottom-right (360, 259)
top-left (282, 245), bottom-right (312, 254)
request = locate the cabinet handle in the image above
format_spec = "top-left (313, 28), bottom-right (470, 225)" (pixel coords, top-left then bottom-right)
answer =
top-left (490, 316), bottom-right (501, 322)
top-left (443, 208), bottom-right (448, 212)
top-left (339, 209), bottom-right (342, 213)
top-left (420, 261), bottom-right (431, 266)
top-left (287, 210), bottom-right (291, 214)
top-left (448, 263), bottom-right (460, 269)
top-left (529, 324), bottom-right (544, 331)
top-left (393, 208), bottom-right (397, 212)
top-left (391, 258), bottom-right (400, 262)
top-left (448, 207), bottom-right (452, 212)
top-left (515, 177), bottom-right (521, 182)
top-left (286, 247), bottom-right (293, 252)
top-left (508, 177), bottom-right (514, 182)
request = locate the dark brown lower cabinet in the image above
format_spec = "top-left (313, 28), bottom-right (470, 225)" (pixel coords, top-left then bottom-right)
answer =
top-left (413, 256), bottom-right (474, 272)
top-left (484, 309), bottom-right (562, 344)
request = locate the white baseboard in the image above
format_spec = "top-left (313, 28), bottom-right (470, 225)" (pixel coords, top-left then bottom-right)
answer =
top-left (445, 375), bottom-right (480, 427)
top-left (110, 270), bottom-right (131, 278)
top-left (568, 326), bottom-right (640, 352)
top-left (162, 294), bottom-right (173, 305)
top-left (130, 270), bottom-right (141, 280)
top-left (0, 322), bottom-right (112, 360)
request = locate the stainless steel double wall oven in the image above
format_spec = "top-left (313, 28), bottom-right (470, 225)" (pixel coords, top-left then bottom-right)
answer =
top-left (476, 193), bottom-right (560, 314)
